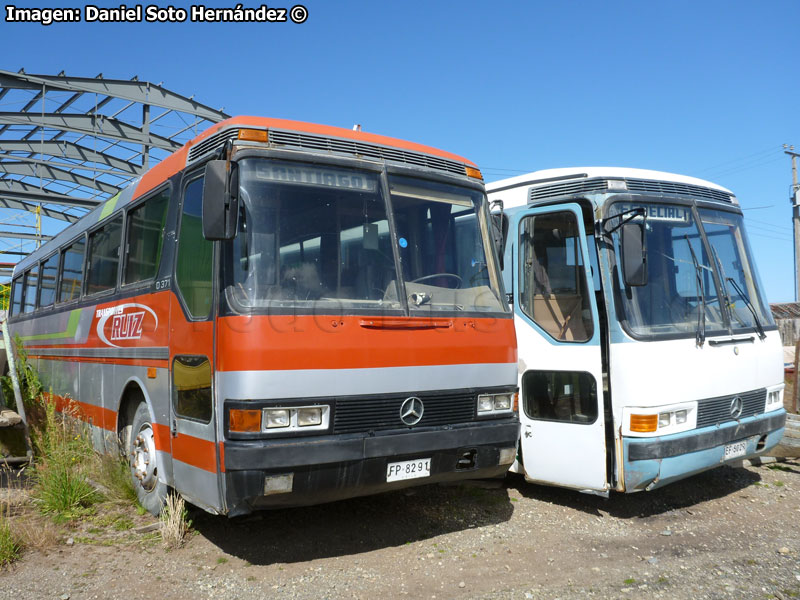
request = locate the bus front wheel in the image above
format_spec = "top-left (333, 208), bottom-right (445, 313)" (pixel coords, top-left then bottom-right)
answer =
top-left (129, 402), bottom-right (168, 516)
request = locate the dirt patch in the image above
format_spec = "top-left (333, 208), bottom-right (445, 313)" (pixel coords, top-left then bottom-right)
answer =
top-left (1, 461), bottom-right (800, 599)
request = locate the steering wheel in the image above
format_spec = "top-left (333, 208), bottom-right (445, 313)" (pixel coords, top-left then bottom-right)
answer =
top-left (410, 273), bottom-right (463, 289)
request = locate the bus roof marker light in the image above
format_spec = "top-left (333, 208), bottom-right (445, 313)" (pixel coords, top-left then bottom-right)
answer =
top-left (607, 179), bottom-right (627, 191)
top-left (238, 128), bottom-right (269, 143)
top-left (465, 166), bottom-right (483, 180)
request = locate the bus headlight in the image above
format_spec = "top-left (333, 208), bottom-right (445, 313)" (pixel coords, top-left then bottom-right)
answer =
top-left (478, 395), bottom-right (494, 413)
top-left (494, 394), bottom-right (512, 411)
top-left (261, 405), bottom-right (330, 432)
top-left (477, 392), bottom-right (515, 416)
top-left (765, 386), bottom-right (784, 413)
top-left (227, 403), bottom-right (331, 437)
top-left (297, 407), bottom-right (323, 427)
top-left (624, 402), bottom-right (697, 437)
top-left (265, 409), bottom-right (291, 429)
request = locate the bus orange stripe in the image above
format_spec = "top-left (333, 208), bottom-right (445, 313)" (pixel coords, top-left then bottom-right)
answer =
top-left (46, 398), bottom-right (221, 474)
top-left (29, 356), bottom-right (169, 369)
top-left (171, 433), bottom-right (219, 473)
top-left (217, 315), bottom-right (517, 371)
top-left (50, 395), bottom-right (117, 433)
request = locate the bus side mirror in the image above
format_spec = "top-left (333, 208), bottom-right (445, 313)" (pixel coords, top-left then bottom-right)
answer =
top-left (490, 200), bottom-right (507, 269)
top-left (202, 160), bottom-right (239, 241)
top-left (621, 222), bottom-right (647, 287)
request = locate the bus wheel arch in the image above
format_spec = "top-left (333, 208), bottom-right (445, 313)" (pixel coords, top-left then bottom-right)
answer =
top-left (117, 382), bottom-right (145, 454)
top-left (117, 381), bottom-right (169, 515)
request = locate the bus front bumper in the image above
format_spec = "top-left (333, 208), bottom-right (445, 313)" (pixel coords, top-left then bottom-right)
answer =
top-left (221, 420), bottom-right (519, 515)
top-left (622, 410), bottom-right (786, 492)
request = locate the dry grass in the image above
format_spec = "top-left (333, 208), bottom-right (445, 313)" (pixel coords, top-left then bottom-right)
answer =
top-left (785, 371), bottom-right (796, 414)
top-left (160, 493), bottom-right (189, 549)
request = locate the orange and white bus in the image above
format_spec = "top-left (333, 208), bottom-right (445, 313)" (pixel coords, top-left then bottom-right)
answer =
top-left (7, 117), bottom-right (519, 516)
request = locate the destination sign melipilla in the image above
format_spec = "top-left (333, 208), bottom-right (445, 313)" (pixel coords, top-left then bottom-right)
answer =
top-left (617, 203), bottom-right (691, 223)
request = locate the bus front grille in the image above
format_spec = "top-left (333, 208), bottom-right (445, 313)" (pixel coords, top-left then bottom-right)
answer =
top-left (695, 388), bottom-right (766, 429)
top-left (333, 391), bottom-right (477, 434)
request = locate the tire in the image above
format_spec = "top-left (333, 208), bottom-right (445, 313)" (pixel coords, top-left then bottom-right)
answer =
top-left (129, 401), bottom-right (168, 516)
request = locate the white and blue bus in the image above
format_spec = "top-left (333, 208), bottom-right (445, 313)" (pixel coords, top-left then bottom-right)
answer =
top-left (488, 167), bottom-right (785, 494)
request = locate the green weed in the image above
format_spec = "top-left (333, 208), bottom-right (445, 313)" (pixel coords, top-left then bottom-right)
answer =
top-left (112, 516), bottom-right (134, 531)
top-left (1, 336), bottom-right (44, 422)
top-left (0, 517), bottom-right (21, 566)
top-left (94, 452), bottom-right (137, 504)
top-left (767, 464), bottom-right (794, 473)
top-left (30, 398), bottom-right (98, 519)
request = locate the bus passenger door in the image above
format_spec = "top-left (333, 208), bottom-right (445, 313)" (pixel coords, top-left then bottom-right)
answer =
top-left (168, 173), bottom-right (223, 513)
top-left (515, 204), bottom-right (608, 492)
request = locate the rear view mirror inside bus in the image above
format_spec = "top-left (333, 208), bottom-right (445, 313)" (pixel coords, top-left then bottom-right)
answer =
top-left (621, 221), bottom-right (647, 287)
top-left (202, 160), bottom-right (239, 240)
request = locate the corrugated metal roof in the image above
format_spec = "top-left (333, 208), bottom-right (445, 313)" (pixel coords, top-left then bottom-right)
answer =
top-left (770, 303), bottom-right (800, 320)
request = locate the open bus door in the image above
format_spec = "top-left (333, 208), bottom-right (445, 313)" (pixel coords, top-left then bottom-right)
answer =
top-left (514, 203), bottom-right (608, 492)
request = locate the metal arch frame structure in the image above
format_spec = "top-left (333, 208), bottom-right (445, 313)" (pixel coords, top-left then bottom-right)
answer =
top-left (0, 69), bottom-right (230, 279)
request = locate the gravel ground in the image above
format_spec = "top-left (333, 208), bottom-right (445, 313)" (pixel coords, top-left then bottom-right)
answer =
top-left (2, 459), bottom-right (800, 600)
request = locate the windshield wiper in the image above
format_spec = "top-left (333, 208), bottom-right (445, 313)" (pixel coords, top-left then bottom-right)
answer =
top-left (724, 277), bottom-right (767, 340)
top-left (711, 247), bottom-right (747, 328)
top-left (684, 235), bottom-right (706, 347)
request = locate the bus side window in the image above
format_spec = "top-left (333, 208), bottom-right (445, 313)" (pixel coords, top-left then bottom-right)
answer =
top-left (124, 188), bottom-right (170, 286)
top-left (86, 216), bottom-right (123, 295)
top-left (173, 355), bottom-right (213, 423)
top-left (39, 253), bottom-right (59, 309)
top-left (176, 177), bottom-right (213, 318)
top-left (10, 276), bottom-right (23, 316)
top-left (522, 370), bottom-right (598, 424)
top-left (58, 238), bottom-right (86, 303)
top-left (519, 212), bottom-right (594, 342)
top-left (23, 266), bottom-right (39, 313)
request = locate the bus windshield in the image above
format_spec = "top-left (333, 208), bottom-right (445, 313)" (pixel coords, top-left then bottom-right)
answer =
top-left (610, 201), bottom-right (773, 339)
top-left (697, 207), bottom-right (773, 332)
top-left (223, 159), bottom-right (505, 314)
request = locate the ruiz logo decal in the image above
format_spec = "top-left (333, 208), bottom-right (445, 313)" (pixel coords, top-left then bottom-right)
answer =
top-left (96, 303), bottom-right (158, 348)
top-left (112, 311), bottom-right (145, 340)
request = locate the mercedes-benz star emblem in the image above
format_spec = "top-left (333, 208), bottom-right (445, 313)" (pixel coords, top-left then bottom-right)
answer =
top-left (400, 397), bottom-right (424, 426)
top-left (730, 396), bottom-right (743, 419)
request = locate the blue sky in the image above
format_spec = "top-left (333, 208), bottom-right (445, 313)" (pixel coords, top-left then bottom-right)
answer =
top-left (2, 0), bottom-right (799, 301)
